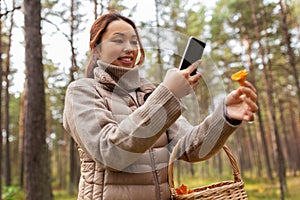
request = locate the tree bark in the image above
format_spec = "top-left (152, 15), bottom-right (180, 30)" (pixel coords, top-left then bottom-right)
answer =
top-left (24, 0), bottom-right (52, 199)
top-left (0, 0), bottom-right (3, 197)
top-left (288, 101), bottom-right (300, 174)
top-left (68, 0), bottom-right (80, 195)
top-left (154, 0), bottom-right (164, 82)
top-left (278, 98), bottom-right (292, 172)
top-left (4, 3), bottom-right (14, 186)
top-left (19, 90), bottom-right (26, 188)
top-left (93, 0), bottom-right (98, 19)
top-left (249, 0), bottom-right (287, 199)
top-left (279, 0), bottom-right (300, 120)
top-left (244, 37), bottom-right (273, 181)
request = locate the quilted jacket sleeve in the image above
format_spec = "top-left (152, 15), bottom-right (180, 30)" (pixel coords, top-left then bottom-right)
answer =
top-left (63, 78), bottom-right (183, 171)
top-left (167, 102), bottom-right (240, 162)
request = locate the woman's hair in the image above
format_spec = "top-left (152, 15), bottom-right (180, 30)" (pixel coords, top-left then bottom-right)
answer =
top-left (85, 11), bottom-right (145, 78)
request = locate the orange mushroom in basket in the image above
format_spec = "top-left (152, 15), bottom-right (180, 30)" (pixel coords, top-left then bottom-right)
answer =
top-left (175, 184), bottom-right (194, 195)
top-left (231, 69), bottom-right (248, 86)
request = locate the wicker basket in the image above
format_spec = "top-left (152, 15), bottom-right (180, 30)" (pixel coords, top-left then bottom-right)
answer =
top-left (168, 143), bottom-right (248, 200)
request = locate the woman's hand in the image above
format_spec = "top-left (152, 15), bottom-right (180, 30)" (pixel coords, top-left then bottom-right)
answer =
top-left (179, 60), bottom-right (202, 88)
top-left (225, 81), bottom-right (258, 121)
top-left (163, 60), bottom-right (202, 98)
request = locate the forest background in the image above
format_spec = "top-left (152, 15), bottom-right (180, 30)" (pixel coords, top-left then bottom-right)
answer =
top-left (0, 0), bottom-right (299, 199)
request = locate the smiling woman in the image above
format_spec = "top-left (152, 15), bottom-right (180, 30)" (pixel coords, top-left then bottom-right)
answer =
top-left (62, 10), bottom-right (258, 200)
top-left (94, 20), bottom-right (139, 68)
top-left (85, 12), bottom-right (145, 78)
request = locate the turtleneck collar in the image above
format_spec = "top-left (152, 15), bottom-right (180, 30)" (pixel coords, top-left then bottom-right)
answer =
top-left (94, 59), bottom-right (141, 91)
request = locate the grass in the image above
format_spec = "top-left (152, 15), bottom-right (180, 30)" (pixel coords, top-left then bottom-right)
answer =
top-left (245, 176), bottom-right (300, 200)
top-left (53, 190), bottom-right (77, 200)
top-left (52, 175), bottom-right (300, 200)
top-left (4, 176), bottom-right (297, 199)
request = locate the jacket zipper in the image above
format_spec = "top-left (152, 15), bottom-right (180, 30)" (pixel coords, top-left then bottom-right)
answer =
top-left (149, 148), bottom-right (161, 200)
top-left (119, 86), bottom-right (161, 199)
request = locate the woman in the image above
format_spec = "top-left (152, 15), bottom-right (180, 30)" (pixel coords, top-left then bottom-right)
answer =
top-left (63, 11), bottom-right (258, 200)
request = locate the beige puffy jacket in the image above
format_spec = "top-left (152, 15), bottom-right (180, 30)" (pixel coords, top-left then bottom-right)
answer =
top-left (63, 61), bottom-right (239, 200)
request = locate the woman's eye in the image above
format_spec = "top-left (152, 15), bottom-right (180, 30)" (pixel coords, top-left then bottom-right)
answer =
top-left (131, 41), bottom-right (138, 46)
top-left (113, 39), bottom-right (123, 44)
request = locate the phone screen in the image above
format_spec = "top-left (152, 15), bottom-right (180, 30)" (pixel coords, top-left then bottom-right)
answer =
top-left (179, 37), bottom-right (206, 75)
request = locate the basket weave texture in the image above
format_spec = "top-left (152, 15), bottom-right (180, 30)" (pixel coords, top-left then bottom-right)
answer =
top-left (168, 143), bottom-right (248, 200)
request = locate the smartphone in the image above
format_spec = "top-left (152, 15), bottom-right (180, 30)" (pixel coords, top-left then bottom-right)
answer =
top-left (179, 36), bottom-right (206, 75)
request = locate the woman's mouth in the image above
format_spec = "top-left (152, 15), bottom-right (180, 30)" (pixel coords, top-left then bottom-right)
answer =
top-left (119, 57), bottom-right (132, 62)
top-left (118, 56), bottom-right (134, 66)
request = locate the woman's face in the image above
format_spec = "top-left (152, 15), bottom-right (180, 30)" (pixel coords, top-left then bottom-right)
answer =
top-left (97, 20), bottom-right (139, 68)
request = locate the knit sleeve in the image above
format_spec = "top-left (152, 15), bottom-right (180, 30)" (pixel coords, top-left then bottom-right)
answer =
top-left (167, 100), bottom-right (240, 162)
top-left (63, 78), bottom-right (183, 171)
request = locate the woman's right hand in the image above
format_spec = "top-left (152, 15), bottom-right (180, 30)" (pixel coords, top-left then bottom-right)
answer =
top-left (162, 60), bottom-right (202, 98)
top-left (225, 81), bottom-right (258, 121)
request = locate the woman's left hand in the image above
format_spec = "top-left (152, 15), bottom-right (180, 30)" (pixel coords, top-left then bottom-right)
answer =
top-left (225, 81), bottom-right (258, 122)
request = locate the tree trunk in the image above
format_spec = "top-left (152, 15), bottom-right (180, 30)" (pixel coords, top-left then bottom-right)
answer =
top-left (19, 91), bottom-right (26, 188)
top-left (189, 163), bottom-right (195, 177)
top-left (235, 128), bottom-right (246, 177)
top-left (4, 4), bottom-right (14, 186)
top-left (249, 0), bottom-right (287, 199)
top-left (246, 125), bottom-right (255, 176)
top-left (69, 141), bottom-right (75, 193)
top-left (261, 1), bottom-right (287, 198)
top-left (24, 0), bottom-right (52, 199)
top-left (217, 152), bottom-right (222, 177)
top-left (278, 99), bottom-right (292, 172)
top-left (255, 100), bottom-right (274, 180)
top-left (288, 101), bottom-right (300, 174)
top-left (279, 0), bottom-right (300, 120)
top-left (0, 0), bottom-right (3, 197)
top-left (244, 37), bottom-right (273, 181)
top-left (253, 123), bottom-right (263, 178)
top-left (68, 0), bottom-right (80, 195)
top-left (154, 0), bottom-right (164, 82)
top-left (93, 0), bottom-right (98, 19)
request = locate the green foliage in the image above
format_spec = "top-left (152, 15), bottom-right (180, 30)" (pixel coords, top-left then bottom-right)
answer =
top-left (244, 176), bottom-right (300, 200)
top-left (53, 190), bottom-right (77, 200)
top-left (2, 186), bottom-right (25, 200)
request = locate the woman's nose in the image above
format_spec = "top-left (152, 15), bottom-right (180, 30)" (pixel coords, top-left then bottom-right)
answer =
top-left (123, 42), bottom-right (134, 53)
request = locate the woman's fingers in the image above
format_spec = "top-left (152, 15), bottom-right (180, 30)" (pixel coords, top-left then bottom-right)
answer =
top-left (244, 111), bottom-right (255, 121)
top-left (241, 86), bottom-right (257, 103)
top-left (225, 81), bottom-right (259, 121)
top-left (181, 59), bottom-right (202, 76)
top-left (243, 81), bottom-right (257, 92)
top-left (180, 59), bottom-right (202, 86)
top-left (242, 95), bottom-right (258, 112)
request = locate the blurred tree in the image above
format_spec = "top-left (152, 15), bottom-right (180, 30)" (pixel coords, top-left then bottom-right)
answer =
top-left (23, 0), bottom-right (52, 199)
top-left (3, 0), bottom-right (15, 187)
top-left (211, 0), bottom-right (270, 180)
top-left (0, 0), bottom-right (3, 197)
top-left (68, 0), bottom-right (82, 194)
top-left (248, 1), bottom-right (287, 198)
top-left (278, 0), bottom-right (300, 120)
top-left (19, 89), bottom-right (26, 189)
top-left (44, 59), bottom-right (68, 190)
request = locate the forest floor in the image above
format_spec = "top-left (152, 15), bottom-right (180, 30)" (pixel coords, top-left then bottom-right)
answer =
top-left (5, 175), bottom-right (296, 199)
top-left (244, 175), bottom-right (299, 200)
top-left (52, 175), bottom-right (300, 200)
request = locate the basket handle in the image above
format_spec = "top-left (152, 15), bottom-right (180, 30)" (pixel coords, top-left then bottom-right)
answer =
top-left (168, 139), bottom-right (242, 190)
